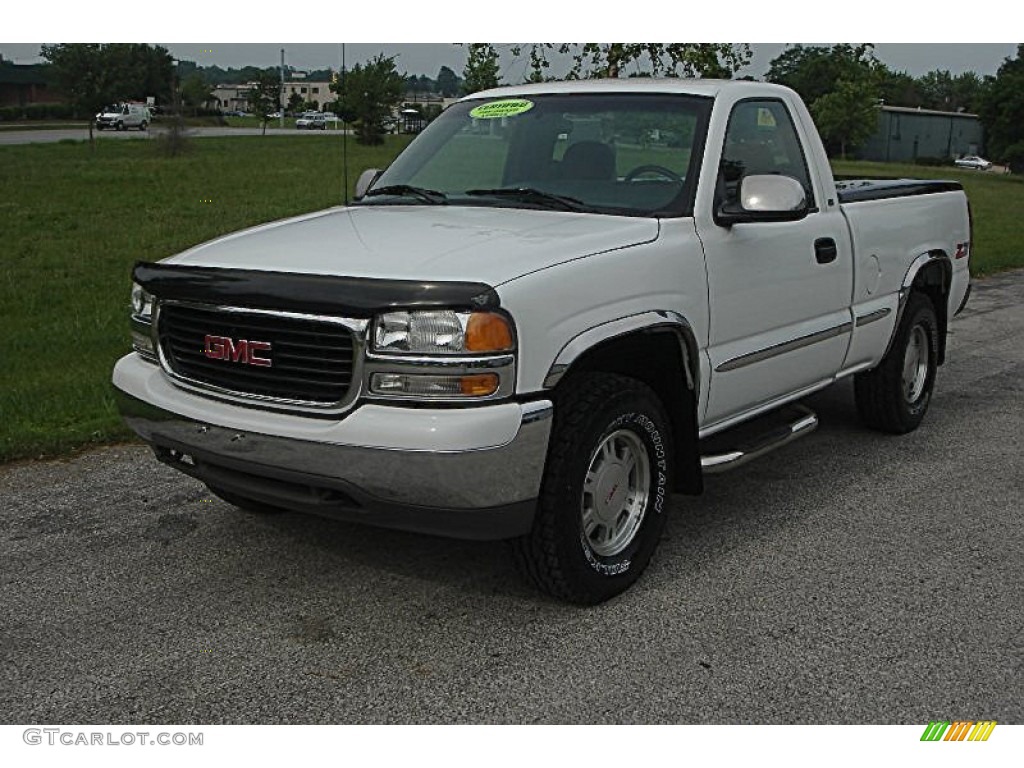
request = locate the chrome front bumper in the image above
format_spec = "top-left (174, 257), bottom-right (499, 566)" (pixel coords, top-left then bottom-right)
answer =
top-left (113, 356), bottom-right (552, 540)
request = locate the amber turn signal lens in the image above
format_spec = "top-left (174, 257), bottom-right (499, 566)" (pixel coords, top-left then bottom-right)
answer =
top-left (460, 373), bottom-right (499, 396)
top-left (465, 312), bottom-right (514, 352)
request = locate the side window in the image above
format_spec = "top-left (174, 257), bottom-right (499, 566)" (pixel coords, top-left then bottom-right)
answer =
top-left (719, 100), bottom-right (815, 209)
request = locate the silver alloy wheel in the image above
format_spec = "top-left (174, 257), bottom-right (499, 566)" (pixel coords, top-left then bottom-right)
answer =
top-left (581, 429), bottom-right (651, 557)
top-left (903, 324), bottom-right (930, 403)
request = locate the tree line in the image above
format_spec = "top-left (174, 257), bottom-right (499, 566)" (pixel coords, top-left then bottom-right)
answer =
top-left (764, 43), bottom-right (1023, 164)
top-left (176, 59), bottom-right (465, 99)
top-left (36, 42), bottom-right (1024, 165)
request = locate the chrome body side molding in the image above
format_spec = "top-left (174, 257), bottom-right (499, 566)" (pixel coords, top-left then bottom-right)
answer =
top-left (714, 322), bottom-right (853, 373)
top-left (855, 307), bottom-right (892, 327)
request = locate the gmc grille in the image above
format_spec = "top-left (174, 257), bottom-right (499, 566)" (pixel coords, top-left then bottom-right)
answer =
top-left (157, 303), bottom-right (356, 406)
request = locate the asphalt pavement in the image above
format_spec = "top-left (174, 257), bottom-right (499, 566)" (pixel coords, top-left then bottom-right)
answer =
top-left (1, 271), bottom-right (1021, 724)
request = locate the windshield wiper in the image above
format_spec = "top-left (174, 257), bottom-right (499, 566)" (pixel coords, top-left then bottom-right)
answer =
top-left (465, 187), bottom-right (588, 212)
top-left (362, 184), bottom-right (448, 204)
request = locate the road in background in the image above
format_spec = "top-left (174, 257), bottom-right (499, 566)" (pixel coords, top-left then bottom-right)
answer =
top-left (1, 272), bottom-right (1021, 724)
top-left (0, 126), bottom-right (348, 146)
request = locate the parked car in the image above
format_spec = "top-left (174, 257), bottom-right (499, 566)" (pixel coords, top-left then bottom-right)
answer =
top-left (954, 155), bottom-right (992, 170)
top-left (265, 111), bottom-right (282, 120)
top-left (95, 103), bottom-right (151, 131)
top-left (114, 80), bottom-right (972, 604)
top-left (296, 111), bottom-right (327, 130)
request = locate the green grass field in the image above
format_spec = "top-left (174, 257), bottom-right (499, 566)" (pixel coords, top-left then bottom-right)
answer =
top-left (0, 135), bottom-right (412, 462)
top-left (0, 137), bottom-right (1020, 462)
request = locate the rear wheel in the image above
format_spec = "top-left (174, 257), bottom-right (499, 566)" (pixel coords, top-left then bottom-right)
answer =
top-left (206, 485), bottom-right (284, 514)
top-left (139, 120), bottom-right (148, 131)
top-left (513, 373), bottom-right (673, 604)
top-left (855, 292), bottom-right (939, 433)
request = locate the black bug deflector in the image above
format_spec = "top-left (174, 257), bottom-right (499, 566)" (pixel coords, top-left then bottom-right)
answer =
top-left (132, 262), bottom-right (501, 317)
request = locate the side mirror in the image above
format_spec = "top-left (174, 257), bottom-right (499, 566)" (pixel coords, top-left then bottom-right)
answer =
top-left (354, 168), bottom-right (383, 200)
top-left (716, 174), bottom-right (809, 226)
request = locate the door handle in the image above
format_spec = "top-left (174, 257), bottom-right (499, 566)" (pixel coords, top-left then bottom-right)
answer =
top-left (814, 238), bottom-right (838, 264)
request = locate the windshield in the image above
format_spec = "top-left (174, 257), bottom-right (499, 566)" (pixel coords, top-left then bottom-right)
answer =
top-left (365, 93), bottom-right (711, 217)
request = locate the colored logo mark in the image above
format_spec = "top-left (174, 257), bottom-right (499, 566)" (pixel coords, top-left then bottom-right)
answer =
top-left (469, 99), bottom-right (534, 120)
top-left (920, 721), bottom-right (997, 742)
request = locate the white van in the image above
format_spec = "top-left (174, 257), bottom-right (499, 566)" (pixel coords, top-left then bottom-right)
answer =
top-left (95, 103), bottom-right (151, 131)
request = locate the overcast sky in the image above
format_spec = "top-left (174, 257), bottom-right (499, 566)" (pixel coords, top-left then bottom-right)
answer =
top-left (0, 43), bottom-right (1017, 81)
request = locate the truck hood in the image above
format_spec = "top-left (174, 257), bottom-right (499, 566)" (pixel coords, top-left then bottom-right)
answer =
top-left (163, 205), bottom-right (659, 286)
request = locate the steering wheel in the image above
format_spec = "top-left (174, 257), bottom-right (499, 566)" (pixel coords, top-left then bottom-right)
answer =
top-left (624, 164), bottom-right (684, 184)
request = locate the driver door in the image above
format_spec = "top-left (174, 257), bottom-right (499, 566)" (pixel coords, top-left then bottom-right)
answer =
top-left (696, 98), bottom-right (853, 427)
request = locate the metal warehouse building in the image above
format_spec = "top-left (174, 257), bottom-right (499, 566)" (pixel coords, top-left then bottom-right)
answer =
top-left (857, 105), bottom-right (983, 163)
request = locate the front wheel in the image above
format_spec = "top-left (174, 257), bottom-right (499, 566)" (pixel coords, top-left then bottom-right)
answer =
top-left (513, 373), bottom-right (673, 604)
top-left (855, 292), bottom-right (939, 433)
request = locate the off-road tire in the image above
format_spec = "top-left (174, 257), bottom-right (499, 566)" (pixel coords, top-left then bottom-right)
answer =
top-left (513, 373), bottom-right (674, 604)
top-left (854, 292), bottom-right (939, 434)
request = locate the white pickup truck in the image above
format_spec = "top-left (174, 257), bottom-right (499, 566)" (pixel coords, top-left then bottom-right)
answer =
top-left (113, 80), bottom-right (971, 603)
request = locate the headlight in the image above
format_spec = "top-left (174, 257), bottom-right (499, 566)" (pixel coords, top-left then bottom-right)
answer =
top-left (130, 282), bottom-right (154, 321)
top-left (373, 310), bottom-right (513, 355)
top-left (367, 309), bottom-right (515, 400)
top-left (130, 283), bottom-right (156, 362)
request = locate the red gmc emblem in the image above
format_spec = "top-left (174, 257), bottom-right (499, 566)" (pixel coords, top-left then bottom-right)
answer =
top-left (204, 335), bottom-right (272, 367)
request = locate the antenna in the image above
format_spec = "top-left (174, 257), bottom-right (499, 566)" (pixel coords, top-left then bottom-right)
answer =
top-left (341, 43), bottom-right (350, 205)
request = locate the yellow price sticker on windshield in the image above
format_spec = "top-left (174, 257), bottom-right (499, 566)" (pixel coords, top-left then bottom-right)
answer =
top-left (469, 99), bottom-right (535, 119)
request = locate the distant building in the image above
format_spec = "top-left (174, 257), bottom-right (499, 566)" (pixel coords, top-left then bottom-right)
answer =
top-left (211, 84), bottom-right (255, 113)
top-left (212, 79), bottom-right (334, 114)
top-left (0, 62), bottom-right (58, 107)
top-left (857, 105), bottom-right (984, 163)
top-left (282, 80), bottom-right (333, 109)
top-left (403, 92), bottom-right (459, 111)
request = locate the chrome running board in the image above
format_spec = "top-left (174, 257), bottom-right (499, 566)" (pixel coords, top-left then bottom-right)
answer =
top-left (700, 405), bottom-right (818, 474)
